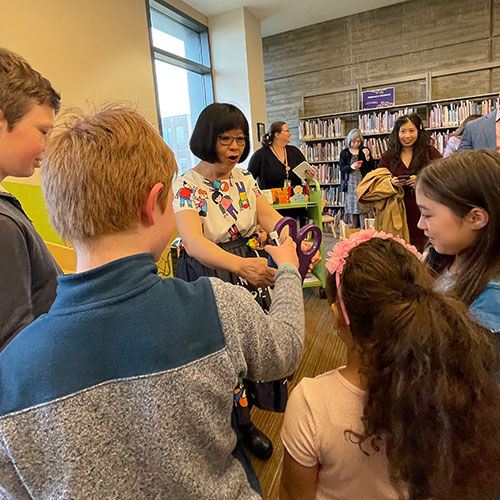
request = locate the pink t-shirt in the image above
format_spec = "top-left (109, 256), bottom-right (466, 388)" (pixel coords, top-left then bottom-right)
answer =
top-left (281, 369), bottom-right (402, 500)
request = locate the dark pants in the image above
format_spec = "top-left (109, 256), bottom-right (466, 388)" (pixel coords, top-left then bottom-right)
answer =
top-left (176, 238), bottom-right (276, 426)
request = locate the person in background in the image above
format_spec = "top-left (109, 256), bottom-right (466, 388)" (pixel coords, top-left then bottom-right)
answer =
top-left (0, 47), bottom-right (61, 349)
top-left (0, 107), bottom-right (305, 499)
top-left (280, 230), bottom-right (500, 500)
top-left (458, 93), bottom-right (500, 152)
top-left (378, 113), bottom-right (441, 251)
top-left (338, 128), bottom-right (374, 229)
top-left (248, 121), bottom-right (315, 189)
top-left (443, 114), bottom-right (481, 157)
top-left (251, 223), bottom-right (269, 249)
top-left (416, 150), bottom-right (500, 359)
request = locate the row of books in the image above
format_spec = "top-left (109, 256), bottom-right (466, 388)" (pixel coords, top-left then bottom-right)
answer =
top-left (428, 99), bottom-right (498, 128)
top-left (358, 108), bottom-right (416, 134)
top-left (302, 130), bottom-right (464, 166)
top-left (430, 130), bottom-right (453, 155)
top-left (314, 164), bottom-right (341, 184)
top-left (321, 186), bottom-right (345, 207)
top-left (300, 98), bottom-right (498, 142)
top-left (299, 108), bottom-right (417, 141)
top-left (300, 142), bottom-right (343, 162)
top-left (301, 137), bottom-right (390, 162)
top-left (299, 118), bottom-right (345, 140)
top-left (364, 137), bottom-right (389, 159)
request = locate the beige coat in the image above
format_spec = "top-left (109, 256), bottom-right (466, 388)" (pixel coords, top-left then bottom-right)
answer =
top-left (356, 167), bottom-right (410, 243)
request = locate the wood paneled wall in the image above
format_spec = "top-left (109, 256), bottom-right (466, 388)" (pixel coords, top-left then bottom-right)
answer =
top-left (262, 0), bottom-right (500, 143)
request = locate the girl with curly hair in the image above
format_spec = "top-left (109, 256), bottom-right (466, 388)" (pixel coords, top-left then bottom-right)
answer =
top-left (280, 230), bottom-right (500, 500)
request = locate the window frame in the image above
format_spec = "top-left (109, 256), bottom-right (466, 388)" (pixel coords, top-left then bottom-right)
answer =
top-left (146, 0), bottom-right (214, 138)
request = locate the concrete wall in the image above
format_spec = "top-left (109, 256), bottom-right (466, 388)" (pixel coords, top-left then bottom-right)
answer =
top-left (210, 9), bottom-right (251, 110)
top-left (209, 7), bottom-right (267, 154)
top-left (244, 8), bottom-right (268, 151)
top-left (262, 0), bottom-right (500, 143)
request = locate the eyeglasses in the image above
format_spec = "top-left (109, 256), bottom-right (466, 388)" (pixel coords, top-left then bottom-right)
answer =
top-left (218, 134), bottom-right (246, 146)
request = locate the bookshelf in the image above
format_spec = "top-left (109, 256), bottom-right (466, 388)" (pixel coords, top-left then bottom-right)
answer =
top-left (300, 93), bottom-right (499, 215)
top-left (271, 179), bottom-right (326, 294)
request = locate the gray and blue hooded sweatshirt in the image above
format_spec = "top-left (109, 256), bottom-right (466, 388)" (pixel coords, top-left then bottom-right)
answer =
top-left (0, 254), bottom-right (304, 499)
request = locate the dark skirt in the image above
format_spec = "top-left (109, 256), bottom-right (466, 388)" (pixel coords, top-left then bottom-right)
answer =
top-left (177, 238), bottom-right (290, 413)
top-left (177, 238), bottom-right (272, 312)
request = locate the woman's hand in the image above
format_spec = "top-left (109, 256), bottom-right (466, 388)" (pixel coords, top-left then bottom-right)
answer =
top-left (351, 161), bottom-right (363, 170)
top-left (362, 147), bottom-right (371, 160)
top-left (406, 175), bottom-right (417, 187)
top-left (239, 257), bottom-right (277, 288)
top-left (300, 240), bottom-right (321, 272)
top-left (265, 236), bottom-right (299, 270)
top-left (391, 176), bottom-right (408, 187)
top-left (304, 168), bottom-right (316, 179)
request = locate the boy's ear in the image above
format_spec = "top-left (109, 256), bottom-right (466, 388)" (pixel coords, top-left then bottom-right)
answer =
top-left (466, 207), bottom-right (489, 230)
top-left (141, 182), bottom-right (164, 226)
top-left (0, 109), bottom-right (7, 134)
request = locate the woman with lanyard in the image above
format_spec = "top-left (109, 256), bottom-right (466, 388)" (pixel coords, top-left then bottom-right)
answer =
top-left (248, 121), bottom-right (316, 189)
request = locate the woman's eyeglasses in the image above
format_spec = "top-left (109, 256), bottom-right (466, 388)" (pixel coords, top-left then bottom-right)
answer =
top-left (218, 135), bottom-right (246, 146)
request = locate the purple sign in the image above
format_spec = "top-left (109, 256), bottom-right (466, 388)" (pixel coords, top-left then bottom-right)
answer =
top-left (362, 87), bottom-right (395, 109)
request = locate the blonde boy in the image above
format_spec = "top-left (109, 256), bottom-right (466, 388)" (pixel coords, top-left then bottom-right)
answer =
top-left (0, 107), bottom-right (305, 499)
top-left (0, 48), bottom-right (61, 348)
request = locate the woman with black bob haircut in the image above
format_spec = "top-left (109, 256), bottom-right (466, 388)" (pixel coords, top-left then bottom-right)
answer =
top-left (190, 103), bottom-right (251, 164)
top-left (379, 113), bottom-right (441, 250)
top-left (172, 103), bottom-right (317, 465)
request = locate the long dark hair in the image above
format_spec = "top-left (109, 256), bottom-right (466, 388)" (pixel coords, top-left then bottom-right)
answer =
top-left (261, 121), bottom-right (285, 147)
top-left (326, 237), bottom-right (500, 500)
top-left (387, 113), bottom-right (430, 172)
top-left (417, 150), bottom-right (500, 305)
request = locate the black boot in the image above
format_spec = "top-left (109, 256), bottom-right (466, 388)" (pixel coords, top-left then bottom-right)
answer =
top-left (242, 425), bottom-right (273, 460)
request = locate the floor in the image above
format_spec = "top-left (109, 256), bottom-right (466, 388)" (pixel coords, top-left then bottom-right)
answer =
top-left (249, 253), bottom-right (347, 500)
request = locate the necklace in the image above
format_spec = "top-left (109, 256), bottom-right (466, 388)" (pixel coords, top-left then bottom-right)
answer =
top-left (271, 145), bottom-right (290, 176)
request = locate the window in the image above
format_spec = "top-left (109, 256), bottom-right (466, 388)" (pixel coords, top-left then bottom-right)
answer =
top-left (164, 127), bottom-right (173, 145)
top-left (175, 126), bottom-right (185, 144)
top-left (148, 0), bottom-right (213, 174)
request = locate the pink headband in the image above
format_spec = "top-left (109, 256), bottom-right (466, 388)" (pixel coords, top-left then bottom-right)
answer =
top-left (325, 228), bottom-right (422, 325)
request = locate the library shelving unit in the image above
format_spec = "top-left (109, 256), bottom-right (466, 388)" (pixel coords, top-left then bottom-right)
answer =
top-left (296, 62), bottom-right (500, 218)
top-left (271, 179), bottom-right (326, 295)
top-left (300, 92), bottom-right (499, 217)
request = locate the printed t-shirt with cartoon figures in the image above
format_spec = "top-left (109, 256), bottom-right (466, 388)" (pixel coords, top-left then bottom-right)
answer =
top-left (172, 168), bottom-right (262, 244)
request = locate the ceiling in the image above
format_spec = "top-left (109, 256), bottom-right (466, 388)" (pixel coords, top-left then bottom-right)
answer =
top-left (184, 0), bottom-right (408, 37)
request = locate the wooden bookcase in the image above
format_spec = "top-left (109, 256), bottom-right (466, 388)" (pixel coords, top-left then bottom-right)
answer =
top-left (300, 93), bottom-right (498, 214)
top-left (297, 63), bottom-right (500, 215)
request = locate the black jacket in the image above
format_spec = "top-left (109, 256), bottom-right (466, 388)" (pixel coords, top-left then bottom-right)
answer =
top-left (248, 145), bottom-right (306, 189)
top-left (338, 148), bottom-right (375, 182)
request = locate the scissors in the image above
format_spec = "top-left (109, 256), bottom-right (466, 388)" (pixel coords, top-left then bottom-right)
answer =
top-left (271, 216), bottom-right (322, 280)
